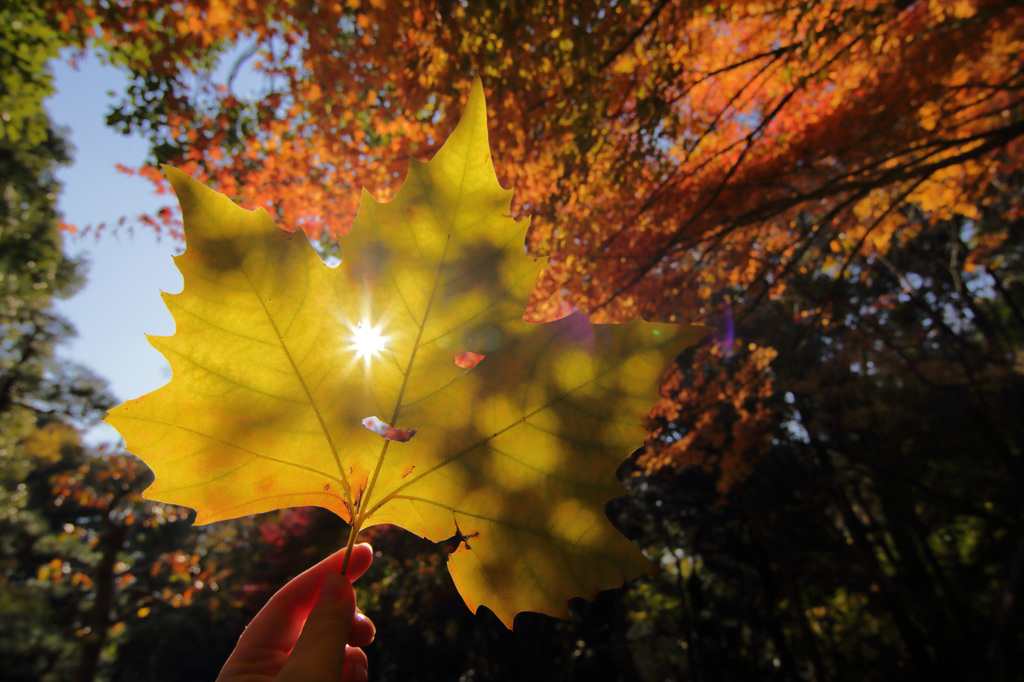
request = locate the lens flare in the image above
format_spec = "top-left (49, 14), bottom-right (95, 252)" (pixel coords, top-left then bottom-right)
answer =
top-left (349, 321), bottom-right (387, 361)
top-left (715, 298), bottom-right (735, 356)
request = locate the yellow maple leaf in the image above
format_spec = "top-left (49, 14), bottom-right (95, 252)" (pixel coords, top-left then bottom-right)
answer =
top-left (106, 79), bottom-right (703, 627)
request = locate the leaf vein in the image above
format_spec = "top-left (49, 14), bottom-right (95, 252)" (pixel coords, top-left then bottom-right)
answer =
top-left (242, 268), bottom-right (353, 505)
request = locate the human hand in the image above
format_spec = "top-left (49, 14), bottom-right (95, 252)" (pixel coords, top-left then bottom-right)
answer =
top-left (217, 543), bottom-right (375, 682)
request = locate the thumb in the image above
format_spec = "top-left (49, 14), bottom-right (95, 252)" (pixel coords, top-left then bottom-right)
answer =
top-left (276, 573), bottom-right (355, 682)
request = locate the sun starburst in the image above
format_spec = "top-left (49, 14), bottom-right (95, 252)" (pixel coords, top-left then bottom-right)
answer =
top-left (348, 320), bottom-right (388, 364)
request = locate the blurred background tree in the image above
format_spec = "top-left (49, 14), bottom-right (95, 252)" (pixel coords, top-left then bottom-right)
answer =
top-left (1, 0), bottom-right (1021, 680)
top-left (1, 3), bottom-right (244, 680)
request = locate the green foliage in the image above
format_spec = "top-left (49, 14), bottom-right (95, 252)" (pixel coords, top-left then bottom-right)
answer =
top-left (0, 0), bottom-right (61, 147)
top-left (0, 0), bottom-right (111, 435)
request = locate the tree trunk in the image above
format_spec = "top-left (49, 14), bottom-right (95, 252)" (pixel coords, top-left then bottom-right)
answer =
top-left (71, 518), bottom-right (126, 682)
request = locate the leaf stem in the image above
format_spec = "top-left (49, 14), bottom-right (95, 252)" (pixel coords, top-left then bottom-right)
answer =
top-left (340, 516), bottom-right (362, 575)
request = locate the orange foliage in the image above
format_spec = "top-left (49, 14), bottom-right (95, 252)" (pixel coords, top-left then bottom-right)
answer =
top-left (642, 340), bottom-right (778, 493)
top-left (48, 0), bottom-right (1024, 480)
top-left (39, 446), bottom-right (237, 621)
top-left (51, 0), bottom-right (1023, 320)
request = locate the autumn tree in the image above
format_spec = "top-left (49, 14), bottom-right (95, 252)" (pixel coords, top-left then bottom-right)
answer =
top-left (40, 1), bottom-right (1022, 318)
top-left (22, 0), bottom-right (1024, 679)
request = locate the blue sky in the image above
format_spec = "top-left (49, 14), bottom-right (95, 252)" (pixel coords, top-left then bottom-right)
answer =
top-left (47, 54), bottom-right (183, 443)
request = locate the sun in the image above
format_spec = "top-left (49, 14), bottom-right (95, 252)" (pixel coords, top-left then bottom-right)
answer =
top-left (349, 320), bottom-right (388, 362)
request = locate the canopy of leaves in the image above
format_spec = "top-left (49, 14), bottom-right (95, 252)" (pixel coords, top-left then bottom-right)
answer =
top-left (106, 81), bottom-right (702, 628)
top-left (46, 0), bottom-right (1024, 325)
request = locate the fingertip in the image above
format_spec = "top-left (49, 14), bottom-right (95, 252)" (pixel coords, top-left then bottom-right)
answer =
top-left (342, 646), bottom-right (368, 682)
top-left (349, 611), bottom-right (375, 647)
top-left (345, 543), bottom-right (374, 581)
